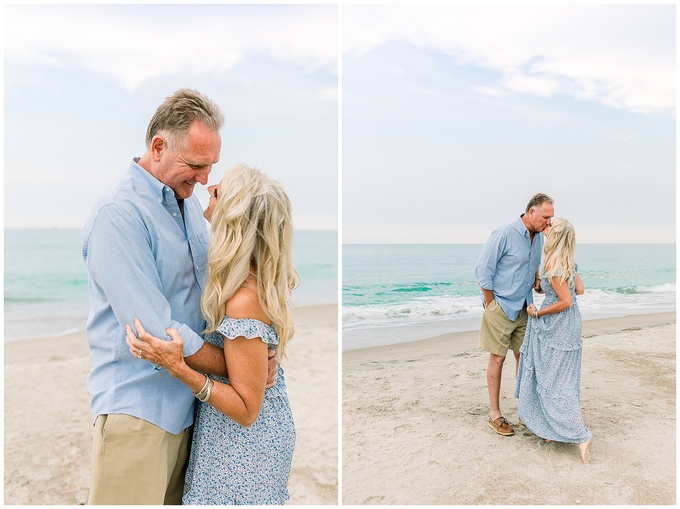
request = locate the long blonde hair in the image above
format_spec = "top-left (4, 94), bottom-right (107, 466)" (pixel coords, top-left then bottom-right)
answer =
top-left (541, 217), bottom-right (577, 287)
top-left (201, 164), bottom-right (298, 358)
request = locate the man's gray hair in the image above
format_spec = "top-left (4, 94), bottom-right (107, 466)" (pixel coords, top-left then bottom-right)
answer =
top-left (145, 88), bottom-right (224, 150)
top-left (525, 193), bottom-right (554, 213)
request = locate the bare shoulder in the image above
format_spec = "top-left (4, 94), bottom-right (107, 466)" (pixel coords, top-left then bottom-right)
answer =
top-left (225, 275), bottom-right (272, 325)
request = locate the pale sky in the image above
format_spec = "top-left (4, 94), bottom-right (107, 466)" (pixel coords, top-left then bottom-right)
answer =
top-left (342, 4), bottom-right (676, 244)
top-left (4, 4), bottom-right (338, 230)
top-left (4, 4), bottom-right (677, 243)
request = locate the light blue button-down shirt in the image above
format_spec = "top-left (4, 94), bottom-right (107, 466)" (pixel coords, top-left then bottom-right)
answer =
top-left (475, 216), bottom-right (544, 321)
top-left (82, 160), bottom-right (209, 434)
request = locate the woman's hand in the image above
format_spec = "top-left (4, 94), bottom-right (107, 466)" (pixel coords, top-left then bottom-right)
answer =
top-left (527, 303), bottom-right (537, 318)
top-left (126, 319), bottom-right (186, 377)
top-left (533, 278), bottom-right (543, 294)
top-left (575, 272), bottom-right (585, 295)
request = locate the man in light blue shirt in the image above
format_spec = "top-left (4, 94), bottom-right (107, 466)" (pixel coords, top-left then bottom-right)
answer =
top-left (83, 89), bottom-right (229, 504)
top-left (475, 193), bottom-right (554, 436)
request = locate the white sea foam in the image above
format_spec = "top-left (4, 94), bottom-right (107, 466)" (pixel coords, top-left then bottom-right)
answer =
top-left (342, 295), bottom-right (483, 329)
top-left (535, 285), bottom-right (676, 315)
top-left (343, 284), bottom-right (676, 335)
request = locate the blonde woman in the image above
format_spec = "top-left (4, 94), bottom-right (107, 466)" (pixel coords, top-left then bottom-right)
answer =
top-left (126, 164), bottom-right (297, 504)
top-left (515, 217), bottom-right (593, 463)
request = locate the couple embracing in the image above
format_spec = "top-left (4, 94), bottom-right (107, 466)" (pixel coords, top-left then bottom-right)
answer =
top-left (476, 193), bottom-right (593, 464)
top-left (83, 89), bottom-right (296, 504)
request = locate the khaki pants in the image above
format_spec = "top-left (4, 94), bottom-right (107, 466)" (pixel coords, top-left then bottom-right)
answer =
top-left (479, 299), bottom-right (528, 356)
top-left (88, 414), bottom-right (192, 505)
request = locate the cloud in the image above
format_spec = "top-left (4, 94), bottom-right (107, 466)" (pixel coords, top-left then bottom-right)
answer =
top-left (5, 4), bottom-right (337, 92)
top-left (343, 4), bottom-right (675, 115)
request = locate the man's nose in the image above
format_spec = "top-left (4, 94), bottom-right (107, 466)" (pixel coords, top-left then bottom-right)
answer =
top-left (195, 168), bottom-right (211, 185)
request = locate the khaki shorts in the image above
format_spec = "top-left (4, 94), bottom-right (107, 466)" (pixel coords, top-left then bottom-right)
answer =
top-left (88, 414), bottom-right (192, 505)
top-left (479, 299), bottom-right (528, 356)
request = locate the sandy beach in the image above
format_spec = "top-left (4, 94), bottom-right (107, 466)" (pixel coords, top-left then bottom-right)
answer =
top-left (343, 312), bottom-right (676, 505)
top-left (4, 304), bottom-right (338, 505)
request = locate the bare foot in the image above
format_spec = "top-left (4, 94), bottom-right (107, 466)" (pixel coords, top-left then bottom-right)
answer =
top-left (579, 438), bottom-right (592, 463)
top-left (544, 439), bottom-right (552, 443)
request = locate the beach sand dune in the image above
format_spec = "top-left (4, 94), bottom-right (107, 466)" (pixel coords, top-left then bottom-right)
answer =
top-left (4, 304), bottom-right (338, 505)
top-left (343, 313), bottom-right (675, 505)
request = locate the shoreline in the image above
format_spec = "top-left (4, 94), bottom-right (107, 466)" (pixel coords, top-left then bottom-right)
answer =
top-left (4, 304), bottom-right (338, 505)
top-left (343, 311), bottom-right (676, 356)
top-left (343, 311), bottom-right (676, 504)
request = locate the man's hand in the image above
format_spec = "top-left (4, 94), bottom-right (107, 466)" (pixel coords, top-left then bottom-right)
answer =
top-left (266, 352), bottom-right (279, 388)
top-left (481, 288), bottom-right (495, 308)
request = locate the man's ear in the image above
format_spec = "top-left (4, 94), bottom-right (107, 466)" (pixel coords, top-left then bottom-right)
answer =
top-left (150, 135), bottom-right (166, 162)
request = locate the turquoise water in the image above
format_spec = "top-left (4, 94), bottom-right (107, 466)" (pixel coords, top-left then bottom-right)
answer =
top-left (343, 244), bottom-right (675, 350)
top-left (4, 229), bottom-right (337, 341)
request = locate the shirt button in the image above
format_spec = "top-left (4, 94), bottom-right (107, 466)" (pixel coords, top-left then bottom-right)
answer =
top-left (173, 213), bottom-right (177, 217)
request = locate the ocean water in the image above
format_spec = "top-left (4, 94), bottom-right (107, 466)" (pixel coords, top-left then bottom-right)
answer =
top-left (4, 229), bottom-right (337, 342)
top-left (343, 244), bottom-right (676, 350)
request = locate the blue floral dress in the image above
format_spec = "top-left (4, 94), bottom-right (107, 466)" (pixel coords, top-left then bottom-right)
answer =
top-left (182, 317), bottom-right (295, 505)
top-left (515, 271), bottom-right (592, 443)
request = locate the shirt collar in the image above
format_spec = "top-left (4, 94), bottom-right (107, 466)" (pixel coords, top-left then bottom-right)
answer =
top-left (514, 214), bottom-right (531, 239)
top-left (129, 158), bottom-right (172, 204)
